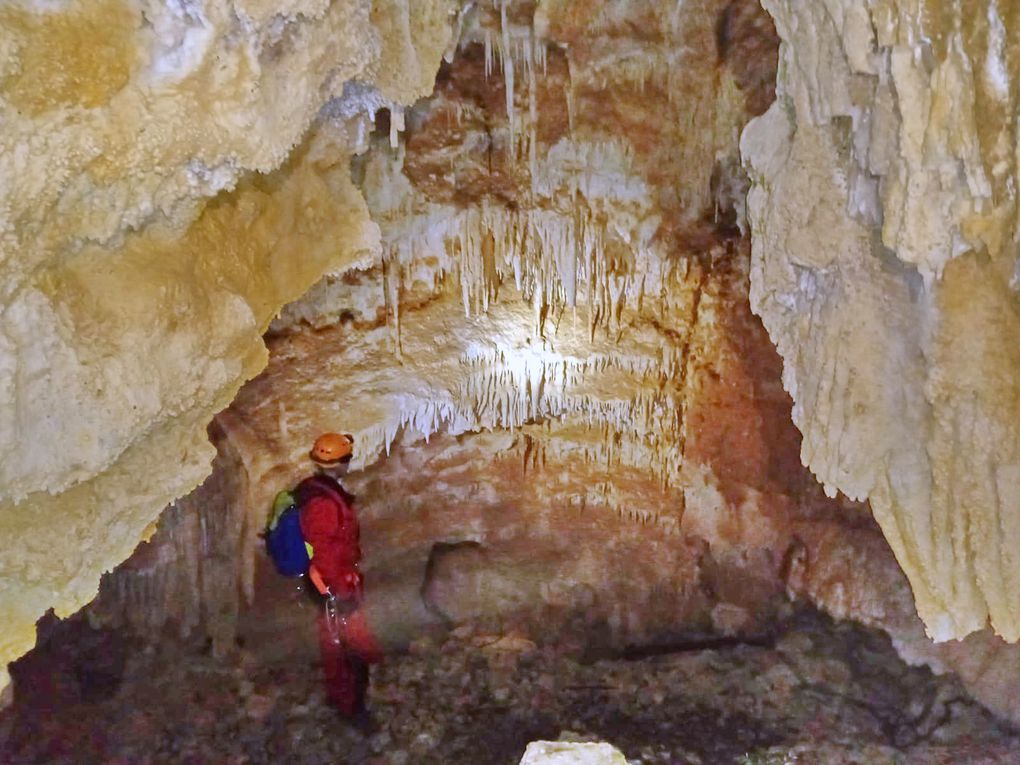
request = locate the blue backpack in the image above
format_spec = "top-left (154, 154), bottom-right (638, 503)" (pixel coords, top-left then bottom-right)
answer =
top-left (265, 491), bottom-right (310, 577)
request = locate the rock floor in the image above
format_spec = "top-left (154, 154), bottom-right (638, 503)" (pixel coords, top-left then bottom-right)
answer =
top-left (1, 609), bottom-right (1018, 764)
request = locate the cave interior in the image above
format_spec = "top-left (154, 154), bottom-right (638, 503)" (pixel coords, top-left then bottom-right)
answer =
top-left (2, 1), bottom-right (1020, 764)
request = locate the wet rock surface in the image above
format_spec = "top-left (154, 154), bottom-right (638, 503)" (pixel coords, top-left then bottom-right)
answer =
top-left (2, 609), bottom-right (1018, 765)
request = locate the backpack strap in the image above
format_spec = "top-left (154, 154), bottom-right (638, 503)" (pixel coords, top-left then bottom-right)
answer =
top-left (296, 475), bottom-right (353, 510)
top-left (268, 490), bottom-right (296, 530)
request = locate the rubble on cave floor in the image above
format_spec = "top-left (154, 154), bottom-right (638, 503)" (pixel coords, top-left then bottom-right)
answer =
top-left (1, 609), bottom-right (1018, 765)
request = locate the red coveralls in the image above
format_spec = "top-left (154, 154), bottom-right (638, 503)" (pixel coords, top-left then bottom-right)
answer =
top-left (295, 474), bottom-right (381, 716)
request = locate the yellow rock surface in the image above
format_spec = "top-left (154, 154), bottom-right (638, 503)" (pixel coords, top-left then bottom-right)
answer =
top-left (0, 0), bottom-right (453, 691)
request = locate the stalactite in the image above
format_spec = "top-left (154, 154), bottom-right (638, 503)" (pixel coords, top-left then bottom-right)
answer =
top-left (500, 0), bottom-right (515, 155)
top-left (382, 250), bottom-right (403, 360)
top-left (527, 32), bottom-right (539, 190)
top-left (377, 195), bottom-right (662, 351)
top-left (389, 105), bottom-right (406, 149)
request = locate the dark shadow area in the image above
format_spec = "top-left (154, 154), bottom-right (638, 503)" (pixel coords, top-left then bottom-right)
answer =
top-left (2, 607), bottom-right (1018, 765)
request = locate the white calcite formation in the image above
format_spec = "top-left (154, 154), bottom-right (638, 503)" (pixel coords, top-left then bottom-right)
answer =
top-left (518, 741), bottom-right (628, 765)
top-left (743, 0), bottom-right (1020, 643)
top-left (0, 0), bottom-right (454, 691)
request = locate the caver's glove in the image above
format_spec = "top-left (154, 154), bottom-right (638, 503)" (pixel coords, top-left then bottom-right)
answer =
top-left (309, 564), bottom-right (363, 605)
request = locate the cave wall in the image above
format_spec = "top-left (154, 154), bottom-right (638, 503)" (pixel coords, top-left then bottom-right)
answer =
top-left (0, 0), bottom-right (455, 692)
top-left (743, 0), bottom-right (1020, 643)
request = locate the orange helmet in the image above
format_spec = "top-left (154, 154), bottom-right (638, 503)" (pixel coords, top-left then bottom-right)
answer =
top-left (311, 432), bottom-right (354, 464)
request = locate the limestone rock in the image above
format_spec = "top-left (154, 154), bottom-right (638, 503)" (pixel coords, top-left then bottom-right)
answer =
top-left (0, 0), bottom-right (454, 690)
top-left (519, 741), bottom-right (628, 765)
top-left (742, 0), bottom-right (1020, 642)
